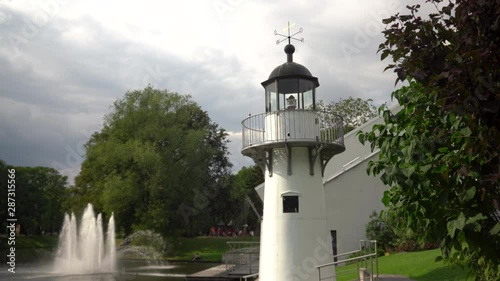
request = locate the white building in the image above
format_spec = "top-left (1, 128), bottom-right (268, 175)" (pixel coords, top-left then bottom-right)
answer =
top-left (255, 105), bottom-right (402, 257)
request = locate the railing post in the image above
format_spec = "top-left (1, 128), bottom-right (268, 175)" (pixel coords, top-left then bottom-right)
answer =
top-left (357, 259), bottom-right (360, 280)
top-left (374, 241), bottom-right (378, 278)
top-left (370, 256), bottom-right (374, 281)
top-left (359, 268), bottom-right (367, 281)
top-left (262, 113), bottom-right (265, 143)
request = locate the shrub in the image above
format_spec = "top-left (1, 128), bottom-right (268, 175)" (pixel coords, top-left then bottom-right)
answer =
top-left (365, 211), bottom-right (397, 252)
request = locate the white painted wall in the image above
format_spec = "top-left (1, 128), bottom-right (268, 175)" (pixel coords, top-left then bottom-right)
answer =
top-left (323, 153), bottom-right (386, 255)
top-left (322, 105), bottom-right (401, 255)
top-left (259, 147), bottom-right (333, 281)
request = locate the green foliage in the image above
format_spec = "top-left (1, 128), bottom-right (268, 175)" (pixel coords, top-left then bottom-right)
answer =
top-left (229, 165), bottom-right (264, 229)
top-left (358, 82), bottom-right (500, 279)
top-left (387, 214), bottom-right (440, 253)
top-left (365, 211), bottom-right (397, 253)
top-left (317, 96), bottom-right (378, 133)
top-left (361, 1), bottom-right (500, 279)
top-left (70, 86), bottom-right (232, 237)
top-left (379, 1), bottom-right (500, 130)
top-left (232, 165), bottom-right (264, 198)
top-left (0, 160), bottom-right (68, 235)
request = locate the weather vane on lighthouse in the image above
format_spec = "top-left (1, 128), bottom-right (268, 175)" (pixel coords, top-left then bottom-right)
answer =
top-left (274, 22), bottom-right (304, 45)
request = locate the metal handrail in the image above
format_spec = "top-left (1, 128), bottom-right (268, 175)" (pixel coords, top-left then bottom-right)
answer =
top-left (241, 110), bottom-right (344, 150)
top-left (227, 241), bottom-right (260, 249)
top-left (316, 253), bottom-right (377, 268)
top-left (332, 249), bottom-right (362, 259)
top-left (316, 240), bottom-right (378, 281)
top-left (360, 239), bottom-right (378, 279)
top-left (240, 272), bottom-right (259, 281)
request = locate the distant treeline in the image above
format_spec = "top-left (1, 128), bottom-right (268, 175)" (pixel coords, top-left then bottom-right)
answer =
top-left (0, 160), bottom-right (67, 235)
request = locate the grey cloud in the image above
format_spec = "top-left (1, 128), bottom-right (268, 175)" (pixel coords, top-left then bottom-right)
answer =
top-left (0, 9), bottom-right (262, 180)
top-left (0, 1), bottom-right (403, 182)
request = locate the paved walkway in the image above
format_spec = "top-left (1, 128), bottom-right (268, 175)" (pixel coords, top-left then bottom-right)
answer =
top-left (251, 275), bottom-right (414, 281)
top-left (377, 274), bottom-right (416, 281)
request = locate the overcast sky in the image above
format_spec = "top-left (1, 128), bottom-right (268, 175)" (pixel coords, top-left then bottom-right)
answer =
top-left (0, 0), bottom-right (406, 183)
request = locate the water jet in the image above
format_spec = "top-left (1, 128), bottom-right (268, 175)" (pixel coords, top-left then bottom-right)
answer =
top-left (53, 203), bottom-right (116, 274)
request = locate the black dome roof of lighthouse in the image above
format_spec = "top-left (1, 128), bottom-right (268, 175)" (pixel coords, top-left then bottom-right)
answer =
top-left (268, 62), bottom-right (313, 79)
top-left (263, 44), bottom-right (319, 87)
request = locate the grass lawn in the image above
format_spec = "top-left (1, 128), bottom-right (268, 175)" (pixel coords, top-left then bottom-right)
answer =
top-left (168, 238), bottom-right (473, 280)
top-left (0, 234), bottom-right (59, 249)
top-left (336, 249), bottom-right (472, 281)
top-left (166, 236), bottom-right (259, 262)
top-left (0, 234), bottom-right (60, 264)
top-left (378, 249), bottom-right (472, 281)
top-left (0, 234), bottom-right (474, 281)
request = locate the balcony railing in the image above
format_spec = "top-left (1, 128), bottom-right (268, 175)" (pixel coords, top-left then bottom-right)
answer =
top-left (241, 110), bottom-right (344, 151)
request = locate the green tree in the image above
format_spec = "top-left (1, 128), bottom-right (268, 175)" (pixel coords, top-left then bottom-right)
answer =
top-left (360, 1), bottom-right (500, 278)
top-left (72, 86), bottom-right (232, 237)
top-left (232, 165), bottom-right (264, 200)
top-left (360, 83), bottom-right (500, 278)
top-left (230, 165), bottom-right (264, 229)
top-left (0, 161), bottom-right (68, 235)
top-left (317, 97), bottom-right (378, 133)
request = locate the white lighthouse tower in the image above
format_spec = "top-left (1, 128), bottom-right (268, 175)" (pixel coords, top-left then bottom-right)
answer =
top-left (241, 27), bottom-right (345, 281)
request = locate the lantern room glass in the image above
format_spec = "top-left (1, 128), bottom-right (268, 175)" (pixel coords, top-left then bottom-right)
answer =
top-left (265, 78), bottom-right (316, 112)
top-left (265, 82), bottom-right (278, 112)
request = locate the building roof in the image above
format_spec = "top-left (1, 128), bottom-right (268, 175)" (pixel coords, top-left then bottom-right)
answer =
top-left (261, 44), bottom-right (319, 87)
top-left (268, 61), bottom-right (313, 80)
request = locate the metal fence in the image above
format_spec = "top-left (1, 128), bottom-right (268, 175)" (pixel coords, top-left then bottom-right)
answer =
top-left (316, 240), bottom-right (378, 281)
top-left (241, 110), bottom-right (344, 150)
top-left (223, 242), bottom-right (260, 276)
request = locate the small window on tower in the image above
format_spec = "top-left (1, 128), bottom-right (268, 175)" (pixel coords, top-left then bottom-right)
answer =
top-left (283, 196), bottom-right (299, 213)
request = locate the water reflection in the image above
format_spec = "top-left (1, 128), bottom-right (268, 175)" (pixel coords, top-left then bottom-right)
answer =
top-left (0, 260), bottom-right (217, 281)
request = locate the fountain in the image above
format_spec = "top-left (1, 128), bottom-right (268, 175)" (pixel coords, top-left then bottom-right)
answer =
top-left (54, 203), bottom-right (116, 274)
top-left (117, 230), bottom-right (167, 261)
top-left (0, 206), bottom-right (213, 281)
